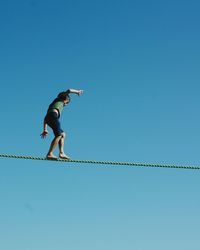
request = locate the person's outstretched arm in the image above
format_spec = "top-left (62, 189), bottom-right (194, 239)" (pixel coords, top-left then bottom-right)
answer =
top-left (65, 89), bottom-right (84, 96)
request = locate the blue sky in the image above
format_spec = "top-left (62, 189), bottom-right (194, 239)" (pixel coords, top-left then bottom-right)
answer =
top-left (0, 0), bottom-right (200, 249)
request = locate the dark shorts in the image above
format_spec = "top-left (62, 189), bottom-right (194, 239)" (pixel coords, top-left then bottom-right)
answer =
top-left (45, 112), bottom-right (64, 137)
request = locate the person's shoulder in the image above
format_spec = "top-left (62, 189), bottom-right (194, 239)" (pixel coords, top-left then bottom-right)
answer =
top-left (54, 97), bottom-right (61, 102)
top-left (65, 89), bottom-right (70, 95)
top-left (50, 97), bottom-right (60, 105)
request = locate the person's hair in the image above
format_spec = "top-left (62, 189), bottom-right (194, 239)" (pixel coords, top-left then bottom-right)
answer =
top-left (57, 92), bottom-right (71, 102)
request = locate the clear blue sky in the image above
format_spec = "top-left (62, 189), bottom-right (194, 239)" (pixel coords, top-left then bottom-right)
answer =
top-left (0, 0), bottom-right (200, 249)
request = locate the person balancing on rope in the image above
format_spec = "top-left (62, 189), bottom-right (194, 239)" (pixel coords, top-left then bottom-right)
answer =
top-left (41, 89), bottom-right (84, 160)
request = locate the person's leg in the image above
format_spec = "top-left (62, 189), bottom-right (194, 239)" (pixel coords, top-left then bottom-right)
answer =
top-left (59, 132), bottom-right (70, 159)
top-left (58, 132), bottom-right (65, 155)
top-left (46, 135), bottom-right (62, 159)
top-left (45, 112), bottom-right (69, 160)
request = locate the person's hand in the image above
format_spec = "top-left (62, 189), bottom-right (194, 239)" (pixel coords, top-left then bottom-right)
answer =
top-left (77, 90), bottom-right (84, 96)
top-left (40, 130), bottom-right (48, 139)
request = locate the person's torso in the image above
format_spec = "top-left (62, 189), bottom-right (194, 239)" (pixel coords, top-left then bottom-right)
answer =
top-left (47, 98), bottom-right (64, 116)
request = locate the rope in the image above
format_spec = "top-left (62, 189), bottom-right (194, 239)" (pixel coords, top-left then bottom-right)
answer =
top-left (0, 153), bottom-right (199, 170)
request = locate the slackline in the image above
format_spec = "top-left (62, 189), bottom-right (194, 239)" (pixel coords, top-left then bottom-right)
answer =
top-left (0, 153), bottom-right (199, 170)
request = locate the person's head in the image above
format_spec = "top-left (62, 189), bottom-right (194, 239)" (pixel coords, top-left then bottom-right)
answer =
top-left (57, 92), bottom-right (71, 105)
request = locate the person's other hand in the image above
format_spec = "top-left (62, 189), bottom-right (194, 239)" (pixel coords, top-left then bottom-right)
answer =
top-left (40, 131), bottom-right (48, 139)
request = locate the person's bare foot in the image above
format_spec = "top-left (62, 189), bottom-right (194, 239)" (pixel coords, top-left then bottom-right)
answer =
top-left (59, 153), bottom-right (70, 160)
top-left (46, 154), bottom-right (58, 160)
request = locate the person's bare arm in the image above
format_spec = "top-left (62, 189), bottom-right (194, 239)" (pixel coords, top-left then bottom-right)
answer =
top-left (66, 89), bottom-right (84, 96)
top-left (40, 118), bottom-right (49, 139)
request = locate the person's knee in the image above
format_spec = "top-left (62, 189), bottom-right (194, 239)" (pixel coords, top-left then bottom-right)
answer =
top-left (54, 134), bottom-right (62, 141)
top-left (61, 132), bottom-right (66, 139)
